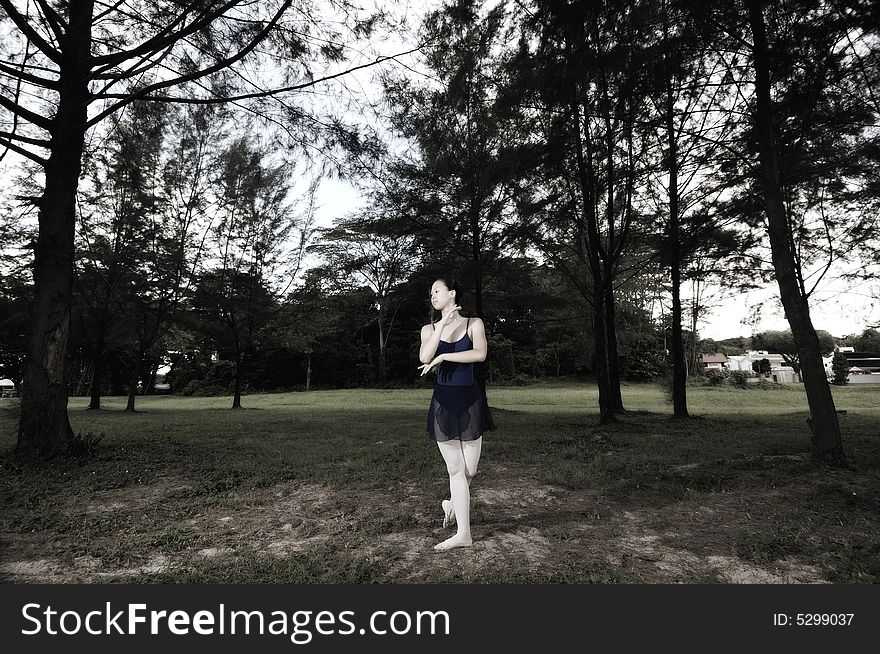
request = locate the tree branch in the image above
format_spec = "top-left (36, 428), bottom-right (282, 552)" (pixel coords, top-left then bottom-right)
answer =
top-left (0, 135), bottom-right (47, 165)
top-left (87, 0), bottom-right (296, 126)
top-left (0, 60), bottom-right (60, 89)
top-left (91, 45), bottom-right (425, 111)
top-left (35, 0), bottom-right (67, 44)
top-left (90, 0), bottom-right (242, 70)
top-left (93, 0), bottom-right (130, 23)
top-left (0, 0), bottom-right (63, 64)
top-left (0, 91), bottom-right (53, 130)
top-left (0, 129), bottom-right (50, 146)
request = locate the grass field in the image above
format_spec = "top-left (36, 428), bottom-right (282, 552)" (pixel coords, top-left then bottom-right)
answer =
top-left (1, 381), bottom-right (878, 583)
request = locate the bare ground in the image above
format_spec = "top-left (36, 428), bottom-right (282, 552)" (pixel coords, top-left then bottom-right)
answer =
top-left (2, 457), bottom-right (869, 583)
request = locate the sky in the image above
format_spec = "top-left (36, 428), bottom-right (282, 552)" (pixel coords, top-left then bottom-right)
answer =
top-left (698, 281), bottom-right (879, 340)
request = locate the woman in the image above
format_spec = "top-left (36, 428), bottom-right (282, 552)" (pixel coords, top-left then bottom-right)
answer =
top-left (418, 277), bottom-right (495, 550)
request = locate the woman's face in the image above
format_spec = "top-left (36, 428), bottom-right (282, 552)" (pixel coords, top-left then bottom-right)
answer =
top-left (430, 280), bottom-right (455, 311)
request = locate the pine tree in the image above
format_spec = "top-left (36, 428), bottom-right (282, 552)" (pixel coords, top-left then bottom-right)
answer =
top-left (831, 351), bottom-right (850, 385)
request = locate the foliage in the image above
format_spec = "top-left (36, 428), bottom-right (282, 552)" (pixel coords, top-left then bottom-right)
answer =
top-left (752, 358), bottom-right (771, 376)
top-left (831, 351), bottom-right (851, 385)
top-left (729, 370), bottom-right (751, 389)
top-left (847, 329), bottom-right (880, 356)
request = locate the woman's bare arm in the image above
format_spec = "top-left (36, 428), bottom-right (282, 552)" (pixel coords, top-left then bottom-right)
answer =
top-left (440, 318), bottom-right (487, 363)
top-left (419, 323), bottom-right (443, 364)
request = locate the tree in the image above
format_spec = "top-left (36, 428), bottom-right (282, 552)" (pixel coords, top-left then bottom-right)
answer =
top-left (309, 214), bottom-right (418, 382)
top-left (121, 103), bottom-right (222, 412)
top-left (381, 0), bottom-right (524, 396)
top-left (741, 0), bottom-right (878, 464)
top-left (511, 0), bottom-right (656, 422)
top-left (0, 274), bottom-right (30, 386)
top-left (751, 357), bottom-right (771, 377)
top-left (191, 136), bottom-right (308, 408)
top-left (0, 195), bottom-right (31, 387)
top-left (849, 328), bottom-right (880, 355)
top-left (643, 0), bottom-right (766, 414)
top-left (0, 0), bottom-right (396, 456)
top-left (830, 351), bottom-right (850, 385)
top-left (74, 100), bottom-right (167, 409)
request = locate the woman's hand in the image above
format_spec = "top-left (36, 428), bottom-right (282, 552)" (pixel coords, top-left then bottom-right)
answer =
top-left (418, 354), bottom-right (445, 376)
top-left (441, 306), bottom-right (462, 327)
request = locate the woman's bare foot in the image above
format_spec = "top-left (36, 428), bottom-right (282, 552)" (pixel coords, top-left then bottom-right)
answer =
top-left (433, 534), bottom-right (473, 551)
top-left (441, 499), bottom-right (456, 528)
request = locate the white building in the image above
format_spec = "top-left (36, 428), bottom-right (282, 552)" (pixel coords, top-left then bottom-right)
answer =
top-left (726, 351), bottom-right (800, 383)
top-left (0, 378), bottom-right (15, 397)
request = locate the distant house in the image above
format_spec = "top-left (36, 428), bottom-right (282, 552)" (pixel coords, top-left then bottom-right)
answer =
top-left (726, 351), bottom-right (800, 383)
top-left (823, 349), bottom-right (880, 384)
top-left (701, 353), bottom-right (728, 370)
top-left (0, 378), bottom-right (16, 397)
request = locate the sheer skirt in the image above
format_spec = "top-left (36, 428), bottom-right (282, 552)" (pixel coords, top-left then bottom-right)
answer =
top-left (427, 383), bottom-right (495, 442)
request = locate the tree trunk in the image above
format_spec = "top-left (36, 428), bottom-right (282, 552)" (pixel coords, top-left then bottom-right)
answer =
top-left (665, 22), bottom-right (689, 418)
top-left (232, 350), bottom-right (243, 408)
top-left (689, 280), bottom-right (702, 374)
top-left (87, 326), bottom-right (106, 410)
top-left (600, 98), bottom-right (624, 416)
top-left (604, 281), bottom-right (625, 414)
top-left (746, 0), bottom-right (844, 464)
top-left (377, 300), bottom-right (387, 383)
top-left (568, 78), bottom-right (616, 423)
top-left (592, 284), bottom-right (614, 424)
top-left (306, 351), bottom-right (312, 391)
top-left (125, 346), bottom-right (143, 412)
top-left (145, 362), bottom-right (158, 395)
top-left (16, 2), bottom-right (94, 456)
top-left (469, 196), bottom-right (488, 400)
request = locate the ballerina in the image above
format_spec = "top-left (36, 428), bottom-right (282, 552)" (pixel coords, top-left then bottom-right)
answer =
top-left (418, 277), bottom-right (495, 550)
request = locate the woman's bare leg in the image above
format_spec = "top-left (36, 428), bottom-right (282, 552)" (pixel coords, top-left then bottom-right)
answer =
top-left (442, 438), bottom-right (482, 527)
top-left (434, 438), bottom-right (483, 550)
top-left (434, 439), bottom-right (475, 550)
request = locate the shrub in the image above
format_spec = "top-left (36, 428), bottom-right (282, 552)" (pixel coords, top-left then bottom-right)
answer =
top-left (831, 351), bottom-right (850, 385)
top-left (729, 370), bottom-right (751, 389)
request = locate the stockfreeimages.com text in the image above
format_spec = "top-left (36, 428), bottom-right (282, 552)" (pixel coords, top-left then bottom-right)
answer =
top-left (21, 602), bottom-right (451, 644)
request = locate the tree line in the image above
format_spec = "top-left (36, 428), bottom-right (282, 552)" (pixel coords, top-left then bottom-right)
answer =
top-left (1, 0), bottom-right (878, 466)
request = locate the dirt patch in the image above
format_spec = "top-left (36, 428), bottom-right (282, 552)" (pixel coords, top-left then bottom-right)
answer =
top-left (0, 554), bottom-right (174, 582)
top-left (1, 481), bottom-right (341, 582)
top-left (477, 486), bottom-right (556, 507)
top-left (2, 457), bottom-right (873, 583)
top-left (0, 559), bottom-right (65, 582)
top-left (705, 555), bottom-right (825, 584)
top-left (473, 527), bottom-right (552, 566)
top-left (62, 474), bottom-right (194, 515)
top-left (96, 555), bottom-right (172, 579)
top-left (196, 547), bottom-right (234, 558)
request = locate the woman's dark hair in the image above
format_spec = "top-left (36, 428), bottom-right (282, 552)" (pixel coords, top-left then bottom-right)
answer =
top-left (431, 277), bottom-right (465, 322)
top-left (433, 277), bottom-right (463, 299)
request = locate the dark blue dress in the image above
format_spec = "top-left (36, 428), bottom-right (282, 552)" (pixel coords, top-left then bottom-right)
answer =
top-left (426, 319), bottom-right (495, 442)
